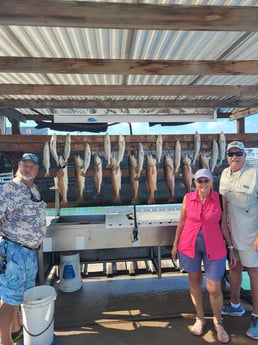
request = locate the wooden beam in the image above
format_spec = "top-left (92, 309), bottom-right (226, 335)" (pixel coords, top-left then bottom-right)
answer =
top-left (230, 107), bottom-right (258, 120)
top-left (1, 57), bottom-right (258, 75)
top-left (0, 133), bottom-right (257, 153)
top-left (0, 84), bottom-right (257, 96)
top-left (1, 1), bottom-right (258, 31)
top-left (0, 98), bottom-right (258, 109)
top-left (0, 98), bottom-right (257, 109)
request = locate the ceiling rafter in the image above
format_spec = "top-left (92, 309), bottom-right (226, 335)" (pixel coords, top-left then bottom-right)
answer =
top-left (0, 1), bottom-right (258, 127)
top-left (0, 84), bottom-right (257, 97)
top-left (0, 99), bottom-right (256, 110)
top-left (0, 57), bottom-right (258, 75)
top-left (1, 1), bottom-right (258, 31)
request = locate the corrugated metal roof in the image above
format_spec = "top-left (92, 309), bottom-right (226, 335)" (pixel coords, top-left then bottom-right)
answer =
top-left (0, 0), bottom-right (258, 125)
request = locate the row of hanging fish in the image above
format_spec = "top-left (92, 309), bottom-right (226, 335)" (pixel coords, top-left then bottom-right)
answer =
top-left (42, 133), bottom-right (126, 205)
top-left (42, 131), bottom-right (227, 206)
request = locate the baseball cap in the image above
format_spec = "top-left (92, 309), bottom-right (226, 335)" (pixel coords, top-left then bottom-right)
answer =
top-left (194, 168), bottom-right (212, 181)
top-left (20, 153), bottom-right (39, 165)
top-left (227, 141), bottom-right (245, 152)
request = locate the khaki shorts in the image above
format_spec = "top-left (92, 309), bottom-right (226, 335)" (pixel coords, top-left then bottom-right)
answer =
top-left (235, 248), bottom-right (258, 268)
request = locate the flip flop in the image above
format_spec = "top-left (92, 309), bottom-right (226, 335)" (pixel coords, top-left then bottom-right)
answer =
top-left (11, 327), bottom-right (23, 343)
top-left (191, 317), bottom-right (206, 336)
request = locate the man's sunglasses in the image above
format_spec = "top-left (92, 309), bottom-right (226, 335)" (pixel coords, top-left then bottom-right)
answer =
top-left (227, 151), bottom-right (244, 157)
top-left (196, 179), bottom-right (210, 184)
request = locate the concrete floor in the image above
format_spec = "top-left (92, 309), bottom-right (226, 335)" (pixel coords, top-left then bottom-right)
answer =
top-left (20, 272), bottom-right (256, 345)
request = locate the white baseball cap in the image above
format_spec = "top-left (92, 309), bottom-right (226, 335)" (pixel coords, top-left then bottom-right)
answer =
top-left (194, 169), bottom-right (212, 181)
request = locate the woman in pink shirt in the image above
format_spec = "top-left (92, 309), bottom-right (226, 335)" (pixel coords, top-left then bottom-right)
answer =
top-left (172, 169), bottom-right (236, 344)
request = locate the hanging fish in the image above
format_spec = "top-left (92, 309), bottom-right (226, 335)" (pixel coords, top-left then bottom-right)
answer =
top-left (128, 153), bottom-right (139, 204)
top-left (74, 154), bottom-right (85, 202)
top-left (82, 142), bottom-right (91, 175)
top-left (93, 153), bottom-right (103, 198)
top-left (192, 131), bottom-right (201, 166)
top-left (174, 140), bottom-right (181, 174)
top-left (218, 131), bottom-right (226, 166)
top-left (104, 132), bottom-right (111, 168)
top-left (163, 154), bottom-right (175, 203)
top-left (63, 133), bottom-right (71, 164)
top-left (110, 156), bottom-right (121, 204)
top-left (156, 134), bottom-right (163, 166)
top-left (49, 133), bottom-right (59, 166)
top-left (146, 154), bottom-right (157, 205)
top-left (210, 139), bottom-right (219, 173)
top-left (199, 153), bottom-right (209, 169)
top-left (42, 141), bottom-right (50, 177)
top-left (136, 143), bottom-right (144, 179)
top-left (182, 154), bottom-right (192, 193)
top-left (56, 155), bottom-right (68, 207)
top-left (116, 134), bottom-right (126, 167)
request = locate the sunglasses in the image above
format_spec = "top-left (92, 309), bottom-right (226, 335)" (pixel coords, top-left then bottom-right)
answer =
top-left (196, 179), bottom-right (210, 184)
top-left (227, 151), bottom-right (244, 157)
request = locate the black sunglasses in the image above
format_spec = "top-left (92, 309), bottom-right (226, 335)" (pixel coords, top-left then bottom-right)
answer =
top-left (196, 179), bottom-right (210, 184)
top-left (227, 151), bottom-right (244, 157)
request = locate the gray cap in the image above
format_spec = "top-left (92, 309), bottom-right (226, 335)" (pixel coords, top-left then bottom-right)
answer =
top-left (227, 141), bottom-right (246, 152)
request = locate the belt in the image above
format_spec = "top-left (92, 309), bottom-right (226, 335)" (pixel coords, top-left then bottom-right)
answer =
top-left (2, 236), bottom-right (36, 251)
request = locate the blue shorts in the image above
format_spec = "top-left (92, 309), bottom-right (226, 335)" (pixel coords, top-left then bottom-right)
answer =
top-left (0, 239), bottom-right (38, 305)
top-left (178, 230), bottom-right (226, 282)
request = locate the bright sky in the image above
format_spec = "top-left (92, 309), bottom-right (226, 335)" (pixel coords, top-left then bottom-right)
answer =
top-left (16, 112), bottom-right (258, 136)
top-left (105, 113), bottom-right (258, 135)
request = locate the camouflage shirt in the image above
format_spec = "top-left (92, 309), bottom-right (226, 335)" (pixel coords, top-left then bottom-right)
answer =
top-left (0, 180), bottom-right (47, 249)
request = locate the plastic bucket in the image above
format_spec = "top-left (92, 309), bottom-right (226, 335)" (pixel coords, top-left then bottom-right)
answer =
top-left (59, 252), bottom-right (82, 292)
top-left (21, 285), bottom-right (57, 345)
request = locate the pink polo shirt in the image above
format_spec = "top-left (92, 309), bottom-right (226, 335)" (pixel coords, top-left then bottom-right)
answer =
top-left (177, 190), bottom-right (227, 260)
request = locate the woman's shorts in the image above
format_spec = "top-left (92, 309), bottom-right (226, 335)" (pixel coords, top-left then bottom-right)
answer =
top-left (178, 230), bottom-right (226, 282)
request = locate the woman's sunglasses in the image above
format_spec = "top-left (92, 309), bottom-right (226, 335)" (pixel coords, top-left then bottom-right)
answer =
top-left (196, 179), bottom-right (210, 184)
top-left (227, 151), bottom-right (244, 157)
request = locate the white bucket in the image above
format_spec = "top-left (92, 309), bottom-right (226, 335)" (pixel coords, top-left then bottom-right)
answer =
top-left (59, 252), bottom-right (82, 292)
top-left (21, 285), bottom-right (57, 345)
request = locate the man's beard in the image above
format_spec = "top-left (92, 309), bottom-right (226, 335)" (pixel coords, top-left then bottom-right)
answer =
top-left (21, 174), bottom-right (34, 182)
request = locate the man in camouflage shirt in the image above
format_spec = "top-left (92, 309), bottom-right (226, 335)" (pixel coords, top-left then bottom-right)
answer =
top-left (0, 153), bottom-right (47, 345)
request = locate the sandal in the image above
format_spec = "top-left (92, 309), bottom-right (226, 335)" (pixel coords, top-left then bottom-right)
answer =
top-left (191, 317), bottom-right (206, 336)
top-left (214, 321), bottom-right (230, 344)
top-left (11, 327), bottom-right (23, 343)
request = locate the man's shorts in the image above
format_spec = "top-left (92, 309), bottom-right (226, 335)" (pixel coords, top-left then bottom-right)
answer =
top-left (0, 239), bottom-right (38, 305)
top-left (235, 248), bottom-right (258, 268)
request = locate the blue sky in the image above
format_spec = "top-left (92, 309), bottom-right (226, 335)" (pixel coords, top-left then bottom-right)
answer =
top-left (105, 113), bottom-right (258, 135)
top-left (17, 112), bottom-right (258, 136)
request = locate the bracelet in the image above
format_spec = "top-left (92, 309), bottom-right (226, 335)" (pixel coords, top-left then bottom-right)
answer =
top-left (227, 246), bottom-right (234, 250)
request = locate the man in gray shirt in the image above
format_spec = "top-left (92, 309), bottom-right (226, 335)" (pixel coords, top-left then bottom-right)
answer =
top-left (219, 141), bottom-right (258, 340)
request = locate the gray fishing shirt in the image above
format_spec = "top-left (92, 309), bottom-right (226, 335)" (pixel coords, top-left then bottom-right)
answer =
top-left (0, 180), bottom-right (47, 249)
top-left (219, 162), bottom-right (258, 251)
